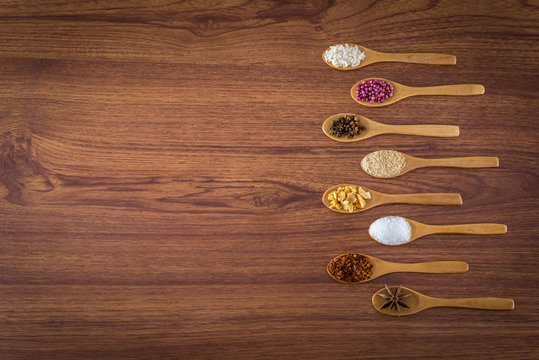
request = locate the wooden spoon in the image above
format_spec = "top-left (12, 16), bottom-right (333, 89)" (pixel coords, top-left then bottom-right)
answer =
top-left (369, 216), bottom-right (507, 245)
top-left (361, 150), bottom-right (499, 178)
top-left (372, 285), bottom-right (515, 316)
top-left (322, 44), bottom-right (456, 70)
top-left (327, 253), bottom-right (468, 284)
top-left (350, 77), bottom-right (485, 107)
top-left (322, 184), bottom-right (462, 214)
top-left (322, 114), bottom-right (459, 143)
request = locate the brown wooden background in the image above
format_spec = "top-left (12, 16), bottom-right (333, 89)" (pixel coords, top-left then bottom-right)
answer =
top-left (1, 1), bottom-right (538, 359)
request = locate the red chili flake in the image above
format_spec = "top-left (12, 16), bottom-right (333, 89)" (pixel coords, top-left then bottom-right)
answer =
top-left (327, 253), bottom-right (373, 283)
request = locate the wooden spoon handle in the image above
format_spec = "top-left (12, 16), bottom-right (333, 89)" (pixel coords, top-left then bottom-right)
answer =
top-left (387, 261), bottom-right (468, 274)
top-left (411, 84), bottom-right (485, 96)
top-left (382, 193), bottom-right (462, 206)
top-left (428, 297), bottom-right (514, 310)
top-left (384, 124), bottom-right (460, 137)
top-left (426, 223), bottom-right (507, 235)
top-left (379, 52), bottom-right (456, 65)
top-left (417, 156), bottom-right (499, 168)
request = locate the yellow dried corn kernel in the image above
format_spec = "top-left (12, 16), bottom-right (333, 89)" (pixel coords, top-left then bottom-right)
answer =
top-left (328, 184), bottom-right (370, 212)
top-left (357, 195), bottom-right (366, 208)
top-left (357, 187), bottom-right (371, 200)
top-left (328, 192), bottom-right (337, 201)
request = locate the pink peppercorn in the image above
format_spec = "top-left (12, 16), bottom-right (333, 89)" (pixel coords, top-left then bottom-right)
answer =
top-left (355, 79), bottom-right (393, 103)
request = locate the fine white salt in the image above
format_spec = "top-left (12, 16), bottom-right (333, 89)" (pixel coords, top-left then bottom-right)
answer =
top-left (369, 216), bottom-right (412, 246)
top-left (324, 44), bottom-right (366, 68)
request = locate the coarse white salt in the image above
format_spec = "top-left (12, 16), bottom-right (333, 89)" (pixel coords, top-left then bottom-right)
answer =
top-left (324, 44), bottom-right (366, 68)
top-left (369, 216), bottom-right (412, 246)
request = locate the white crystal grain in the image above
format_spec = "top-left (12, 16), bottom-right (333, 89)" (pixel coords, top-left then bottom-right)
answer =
top-left (369, 216), bottom-right (412, 246)
top-left (324, 44), bottom-right (365, 68)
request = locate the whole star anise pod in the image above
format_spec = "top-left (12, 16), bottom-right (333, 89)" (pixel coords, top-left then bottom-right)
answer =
top-left (378, 284), bottom-right (411, 316)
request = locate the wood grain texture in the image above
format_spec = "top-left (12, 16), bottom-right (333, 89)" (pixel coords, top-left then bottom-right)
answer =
top-left (1, 0), bottom-right (538, 359)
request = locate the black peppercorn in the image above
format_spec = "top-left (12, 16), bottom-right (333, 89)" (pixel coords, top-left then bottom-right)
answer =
top-left (328, 115), bottom-right (365, 138)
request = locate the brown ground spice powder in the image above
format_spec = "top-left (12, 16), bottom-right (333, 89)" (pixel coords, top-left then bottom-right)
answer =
top-left (327, 253), bottom-right (373, 283)
top-left (361, 150), bottom-right (407, 178)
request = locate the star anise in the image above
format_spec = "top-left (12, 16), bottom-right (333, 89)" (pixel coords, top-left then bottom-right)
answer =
top-left (378, 284), bottom-right (411, 316)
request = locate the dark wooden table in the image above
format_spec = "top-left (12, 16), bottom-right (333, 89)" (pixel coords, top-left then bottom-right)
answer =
top-left (1, 1), bottom-right (538, 359)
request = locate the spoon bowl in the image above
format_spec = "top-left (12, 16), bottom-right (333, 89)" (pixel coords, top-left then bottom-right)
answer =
top-left (361, 150), bottom-right (499, 178)
top-left (327, 253), bottom-right (468, 284)
top-left (350, 77), bottom-right (485, 107)
top-left (322, 114), bottom-right (459, 143)
top-left (372, 285), bottom-right (514, 316)
top-left (322, 44), bottom-right (456, 70)
top-left (322, 184), bottom-right (462, 213)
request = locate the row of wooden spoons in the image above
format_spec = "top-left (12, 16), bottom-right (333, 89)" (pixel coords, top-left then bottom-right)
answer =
top-left (326, 253), bottom-right (514, 316)
top-left (322, 44), bottom-right (513, 315)
top-left (323, 44), bottom-right (483, 107)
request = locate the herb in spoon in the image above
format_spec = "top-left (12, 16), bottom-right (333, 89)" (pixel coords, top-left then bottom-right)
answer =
top-left (368, 216), bottom-right (507, 246)
top-left (322, 43), bottom-right (456, 70)
top-left (322, 114), bottom-right (459, 143)
top-left (322, 184), bottom-right (462, 214)
top-left (327, 253), bottom-right (468, 284)
top-left (351, 77), bottom-right (485, 107)
top-left (361, 150), bottom-right (499, 178)
top-left (372, 285), bottom-right (514, 316)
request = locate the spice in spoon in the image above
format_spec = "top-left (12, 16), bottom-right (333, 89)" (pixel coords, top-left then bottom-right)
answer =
top-left (356, 79), bottom-right (394, 103)
top-left (324, 44), bottom-right (366, 68)
top-left (327, 253), bottom-right (373, 283)
top-left (377, 284), bottom-right (411, 316)
top-left (328, 114), bottom-right (366, 138)
top-left (369, 216), bottom-right (412, 246)
top-left (361, 150), bottom-right (407, 178)
top-left (327, 185), bottom-right (371, 212)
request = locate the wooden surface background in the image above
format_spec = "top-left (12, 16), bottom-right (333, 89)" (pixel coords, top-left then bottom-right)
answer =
top-left (1, 1), bottom-right (538, 359)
